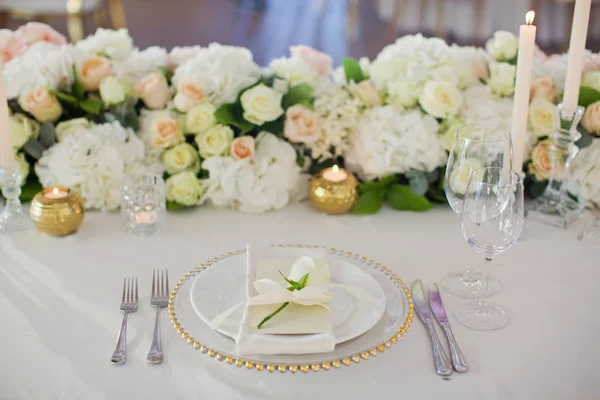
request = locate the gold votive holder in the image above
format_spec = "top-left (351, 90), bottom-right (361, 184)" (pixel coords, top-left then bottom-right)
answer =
top-left (309, 166), bottom-right (358, 214)
top-left (30, 186), bottom-right (85, 236)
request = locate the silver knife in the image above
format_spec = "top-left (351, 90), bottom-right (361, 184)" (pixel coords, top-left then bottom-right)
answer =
top-left (429, 283), bottom-right (468, 373)
top-left (411, 280), bottom-right (452, 376)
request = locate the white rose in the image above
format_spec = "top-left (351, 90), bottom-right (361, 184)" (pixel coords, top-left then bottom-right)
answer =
top-left (195, 124), bottom-right (234, 158)
top-left (528, 97), bottom-right (558, 137)
top-left (488, 62), bottom-right (516, 97)
top-left (386, 79), bottom-right (419, 108)
top-left (99, 76), bottom-right (128, 106)
top-left (9, 114), bottom-right (39, 149)
top-left (439, 118), bottom-right (465, 151)
top-left (449, 157), bottom-right (485, 196)
top-left (581, 70), bottom-right (600, 92)
top-left (161, 143), bottom-right (200, 175)
top-left (15, 152), bottom-right (29, 186)
top-left (166, 171), bottom-right (204, 206)
top-left (240, 84), bottom-right (284, 125)
top-left (55, 118), bottom-right (95, 141)
top-left (185, 103), bottom-right (217, 134)
top-left (485, 31), bottom-right (518, 61)
top-left (419, 80), bottom-right (463, 119)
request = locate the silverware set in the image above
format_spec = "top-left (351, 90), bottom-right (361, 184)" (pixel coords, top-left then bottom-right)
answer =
top-left (412, 279), bottom-right (468, 376)
top-left (110, 270), bottom-right (170, 365)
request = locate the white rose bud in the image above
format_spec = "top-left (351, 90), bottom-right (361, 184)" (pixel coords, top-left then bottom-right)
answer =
top-left (449, 157), bottom-right (485, 196)
top-left (185, 103), bottom-right (218, 134)
top-left (240, 83), bottom-right (284, 125)
top-left (581, 70), bottom-right (600, 93)
top-left (386, 79), bottom-right (419, 108)
top-left (55, 118), bottom-right (95, 141)
top-left (418, 80), bottom-right (463, 119)
top-left (582, 100), bottom-right (600, 136)
top-left (195, 124), bottom-right (234, 158)
top-left (18, 87), bottom-right (62, 122)
top-left (485, 31), bottom-right (518, 61)
top-left (161, 143), bottom-right (200, 175)
top-left (439, 118), bottom-right (465, 151)
top-left (9, 113), bottom-right (39, 150)
top-left (165, 171), bottom-right (204, 207)
top-left (487, 62), bottom-right (516, 97)
top-left (99, 76), bottom-right (128, 106)
top-left (528, 97), bottom-right (558, 138)
top-left (150, 113), bottom-right (185, 149)
top-left (137, 72), bottom-right (171, 110)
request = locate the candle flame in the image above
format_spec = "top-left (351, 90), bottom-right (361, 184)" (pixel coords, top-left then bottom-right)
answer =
top-left (53, 188), bottom-right (59, 195)
top-left (332, 165), bottom-right (339, 173)
top-left (526, 11), bottom-right (535, 25)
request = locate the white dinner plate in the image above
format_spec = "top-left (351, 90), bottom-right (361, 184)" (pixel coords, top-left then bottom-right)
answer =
top-left (189, 253), bottom-right (387, 345)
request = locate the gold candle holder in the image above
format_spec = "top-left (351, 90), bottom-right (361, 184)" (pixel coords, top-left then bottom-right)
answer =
top-left (309, 166), bottom-right (358, 214)
top-left (30, 186), bottom-right (85, 236)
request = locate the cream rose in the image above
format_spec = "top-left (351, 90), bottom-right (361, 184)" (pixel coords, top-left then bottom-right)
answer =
top-left (161, 143), bottom-right (200, 175)
top-left (386, 79), bottom-right (419, 108)
top-left (529, 138), bottom-right (562, 181)
top-left (485, 31), bottom-right (518, 61)
top-left (173, 78), bottom-right (208, 112)
top-left (290, 45), bottom-right (333, 76)
top-left (530, 76), bottom-right (556, 102)
top-left (349, 80), bottom-right (380, 107)
top-left (150, 113), bottom-right (185, 149)
top-left (185, 103), bottom-right (217, 134)
top-left (418, 81), bottom-right (463, 119)
top-left (55, 118), bottom-right (94, 141)
top-left (18, 87), bottom-right (62, 122)
top-left (136, 72), bottom-right (171, 110)
top-left (284, 104), bottom-right (321, 144)
top-left (79, 55), bottom-right (112, 91)
top-left (582, 101), bottom-right (600, 136)
top-left (15, 152), bottom-right (30, 186)
top-left (581, 70), bottom-right (600, 92)
top-left (528, 98), bottom-right (558, 137)
top-left (439, 118), bottom-right (465, 151)
top-left (9, 113), bottom-right (39, 150)
top-left (488, 62), bottom-right (516, 97)
top-left (195, 124), bottom-right (234, 158)
top-left (166, 171), bottom-right (204, 206)
top-left (472, 54), bottom-right (490, 81)
top-left (230, 136), bottom-right (255, 161)
top-left (240, 84), bottom-right (284, 125)
top-left (99, 76), bottom-right (127, 106)
top-left (449, 157), bottom-right (485, 195)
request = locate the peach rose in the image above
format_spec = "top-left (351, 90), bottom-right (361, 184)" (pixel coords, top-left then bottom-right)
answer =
top-left (290, 45), bottom-right (333, 76)
top-left (0, 30), bottom-right (29, 63)
top-left (472, 54), bottom-right (489, 81)
top-left (230, 136), bottom-right (255, 161)
top-left (18, 87), bottom-right (62, 122)
top-left (137, 72), bottom-right (171, 110)
top-left (15, 22), bottom-right (67, 46)
top-left (173, 78), bottom-right (207, 112)
top-left (150, 114), bottom-right (184, 149)
top-left (529, 139), bottom-right (563, 181)
top-left (284, 104), bottom-right (321, 144)
top-left (79, 55), bottom-right (112, 91)
top-left (530, 76), bottom-right (556, 103)
top-left (582, 101), bottom-right (600, 136)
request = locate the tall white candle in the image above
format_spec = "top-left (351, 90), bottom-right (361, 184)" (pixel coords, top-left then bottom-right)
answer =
top-left (563, 0), bottom-right (592, 113)
top-left (510, 11), bottom-right (536, 173)
top-left (0, 61), bottom-right (15, 174)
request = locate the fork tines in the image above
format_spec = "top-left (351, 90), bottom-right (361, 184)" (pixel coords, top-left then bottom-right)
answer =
top-left (120, 277), bottom-right (139, 310)
top-left (151, 269), bottom-right (169, 303)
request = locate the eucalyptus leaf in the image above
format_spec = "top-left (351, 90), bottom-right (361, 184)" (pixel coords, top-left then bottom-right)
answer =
top-left (23, 138), bottom-right (47, 160)
top-left (342, 57), bottom-right (366, 83)
top-left (80, 99), bottom-right (103, 115)
top-left (578, 86), bottom-right (600, 108)
top-left (38, 122), bottom-right (57, 148)
top-left (104, 112), bottom-right (117, 123)
top-left (427, 169), bottom-right (440, 183)
top-left (282, 83), bottom-right (313, 109)
top-left (215, 103), bottom-right (254, 133)
top-left (409, 174), bottom-right (429, 196)
top-left (353, 191), bottom-right (383, 214)
top-left (529, 180), bottom-right (547, 198)
top-left (576, 127), bottom-right (593, 148)
top-left (386, 184), bottom-right (433, 212)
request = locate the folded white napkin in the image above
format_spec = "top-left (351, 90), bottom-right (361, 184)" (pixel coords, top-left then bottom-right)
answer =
top-left (236, 246), bottom-right (336, 356)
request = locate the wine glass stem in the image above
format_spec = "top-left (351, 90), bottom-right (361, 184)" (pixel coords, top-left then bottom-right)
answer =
top-left (476, 258), bottom-right (492, 313)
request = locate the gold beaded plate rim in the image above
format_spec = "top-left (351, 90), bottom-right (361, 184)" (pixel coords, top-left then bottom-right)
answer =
top-left (169, 245), bottom-right (414, 373)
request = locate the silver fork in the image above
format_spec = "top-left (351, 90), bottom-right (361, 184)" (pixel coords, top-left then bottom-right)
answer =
top-left (147, 269), bottom-right (169, 364)
top-left (110, 277), bottom-right (138, 365)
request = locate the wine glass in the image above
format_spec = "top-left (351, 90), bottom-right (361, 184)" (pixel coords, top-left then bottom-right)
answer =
top-left (454, 167), bottom-right (524, 331)
top-left (442, 124), bottom-right (513, 298)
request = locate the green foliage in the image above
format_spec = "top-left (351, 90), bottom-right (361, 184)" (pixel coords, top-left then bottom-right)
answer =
top-left (19, 174), bottom-right (43, 202)
top-left (342, 57), bottom-right (366, 83)
top-left (166, 200), bottom-right (186, 211)
top-left (80, 99), bottom-right (102, 115)
top-left (71, 65), bottom-right (85, 101)
top-left (386, 184), bottom-right (433, 211)
top-left (215, 103), bottom-right (254, 134)
top-left (353, 191), bottom-right (384, 214)
top-left (578, 86), bottom-right (600, 108)
top-left (282, 83), bottom-right (313, 109)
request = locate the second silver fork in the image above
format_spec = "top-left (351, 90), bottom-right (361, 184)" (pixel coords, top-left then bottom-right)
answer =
top-left (147, 269), bottom-right (169, 364)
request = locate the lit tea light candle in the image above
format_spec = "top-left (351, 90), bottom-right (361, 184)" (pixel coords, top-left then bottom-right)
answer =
top-left (135, 211), bottom-right (158, 225)
top-left (322, 165), bottom-right (348, 182)
top-left (43, 187), bottom-right (69, 199)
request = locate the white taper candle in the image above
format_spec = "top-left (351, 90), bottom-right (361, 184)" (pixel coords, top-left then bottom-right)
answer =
top-left (563, 0), bottom-right (592, 113)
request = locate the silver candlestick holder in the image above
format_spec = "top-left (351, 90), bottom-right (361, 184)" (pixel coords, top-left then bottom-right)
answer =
top-left (0, 166), bottom-right (29, 232)
top-left (528, 103), bottom-right (585, 228)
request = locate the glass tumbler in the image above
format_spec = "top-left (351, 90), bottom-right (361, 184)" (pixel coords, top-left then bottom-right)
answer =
top-left (121, 173), bottom-right (166, 236)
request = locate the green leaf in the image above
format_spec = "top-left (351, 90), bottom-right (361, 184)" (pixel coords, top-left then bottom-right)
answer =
top-left (260, 117), bottom-right (284, 134)
top-left (72, 64), bottom-right (85, 100)
top-left (342, 57), bottom-right (366, 83)
top-left (426, 186), bottom-right (447, 203)
top-left (19, 175), bottom-right (43, 202)
top-left (80, 99), bottom-right (103, 115)
top-left (55, 91), bottom-right (80, 107)
top-left (214, 103), bottom-right (254, 133)
top-left (297, 273), bottom-right (310, 289)
top-left (166, 200), bottom-right (186, 211)
top-left (386, 184), bottom-right (433, 212)
top-left (358, 175), bottom-right (398, 194)
top-left (529, 180), bottom-right (547, 198)
top-left (578, 86), bottom-right (600, 108)
top-left (353, 191), bottom-right (383, 214)
top-left (282, 83), bottom-right (313, 109)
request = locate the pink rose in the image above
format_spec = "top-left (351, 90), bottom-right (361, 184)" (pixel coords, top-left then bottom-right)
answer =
top-left (137, 72), bottom-right (171, 110)
top-left (230, 136), bottom-right (255, 161)
top-left (15, 22), bottom-right (67, 46)
top-left (79, 55), bottom-right (112, 91)
top-left (0, 30), bottom-right (29, 63)
top-left (173, 78), bottom-right (207, 112)
top-left (18, 87), bottom-right (62, 122)
top-left (530, 76), bottom-right (556, 102)
top-left (290, 45), bottom-right (333, 76)
top-left (582, 101), bottom-right (600, 136)
top-left (284, 104), bottom-right (321, 144)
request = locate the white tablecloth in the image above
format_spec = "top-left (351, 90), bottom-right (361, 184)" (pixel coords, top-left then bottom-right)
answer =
top-left (0, 204), bottom-right (598, 400)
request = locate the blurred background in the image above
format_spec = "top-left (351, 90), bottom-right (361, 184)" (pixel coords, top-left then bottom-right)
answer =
top-left (1, 0), bottom-right (600, 65)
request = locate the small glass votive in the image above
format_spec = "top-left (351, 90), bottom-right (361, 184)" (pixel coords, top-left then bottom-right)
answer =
top-left (121, 173), bottom-right (166, 236)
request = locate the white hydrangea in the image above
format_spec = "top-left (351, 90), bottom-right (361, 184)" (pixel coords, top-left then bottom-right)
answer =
top-left (345, 106), bottom-right (447, 181)
top-left (168, 46), bottom-right (203, 67)
top-left (201, 132), bottom-right (307, 213)
top-left (75, 28), bottom-right (134, 61)
top-left (459, 85), bottom-right (514, 130)
top-left (112, 46), bottom-right (168, 85)
top-left (567, 139), bottom-right (600, 207)
top-left (172, 43), bottom-right (262, 106)
top-left (35, 121), bottom-right (146, 211)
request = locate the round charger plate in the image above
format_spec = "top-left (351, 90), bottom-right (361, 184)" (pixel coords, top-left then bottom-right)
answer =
top-left (168, 245), bottom-right (415, 373)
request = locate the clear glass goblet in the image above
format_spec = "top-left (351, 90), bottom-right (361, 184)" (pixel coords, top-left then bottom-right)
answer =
top-left (442, 124), bottom-right (514, 298)
top-left (454, 167), bottom-right (524, 331)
